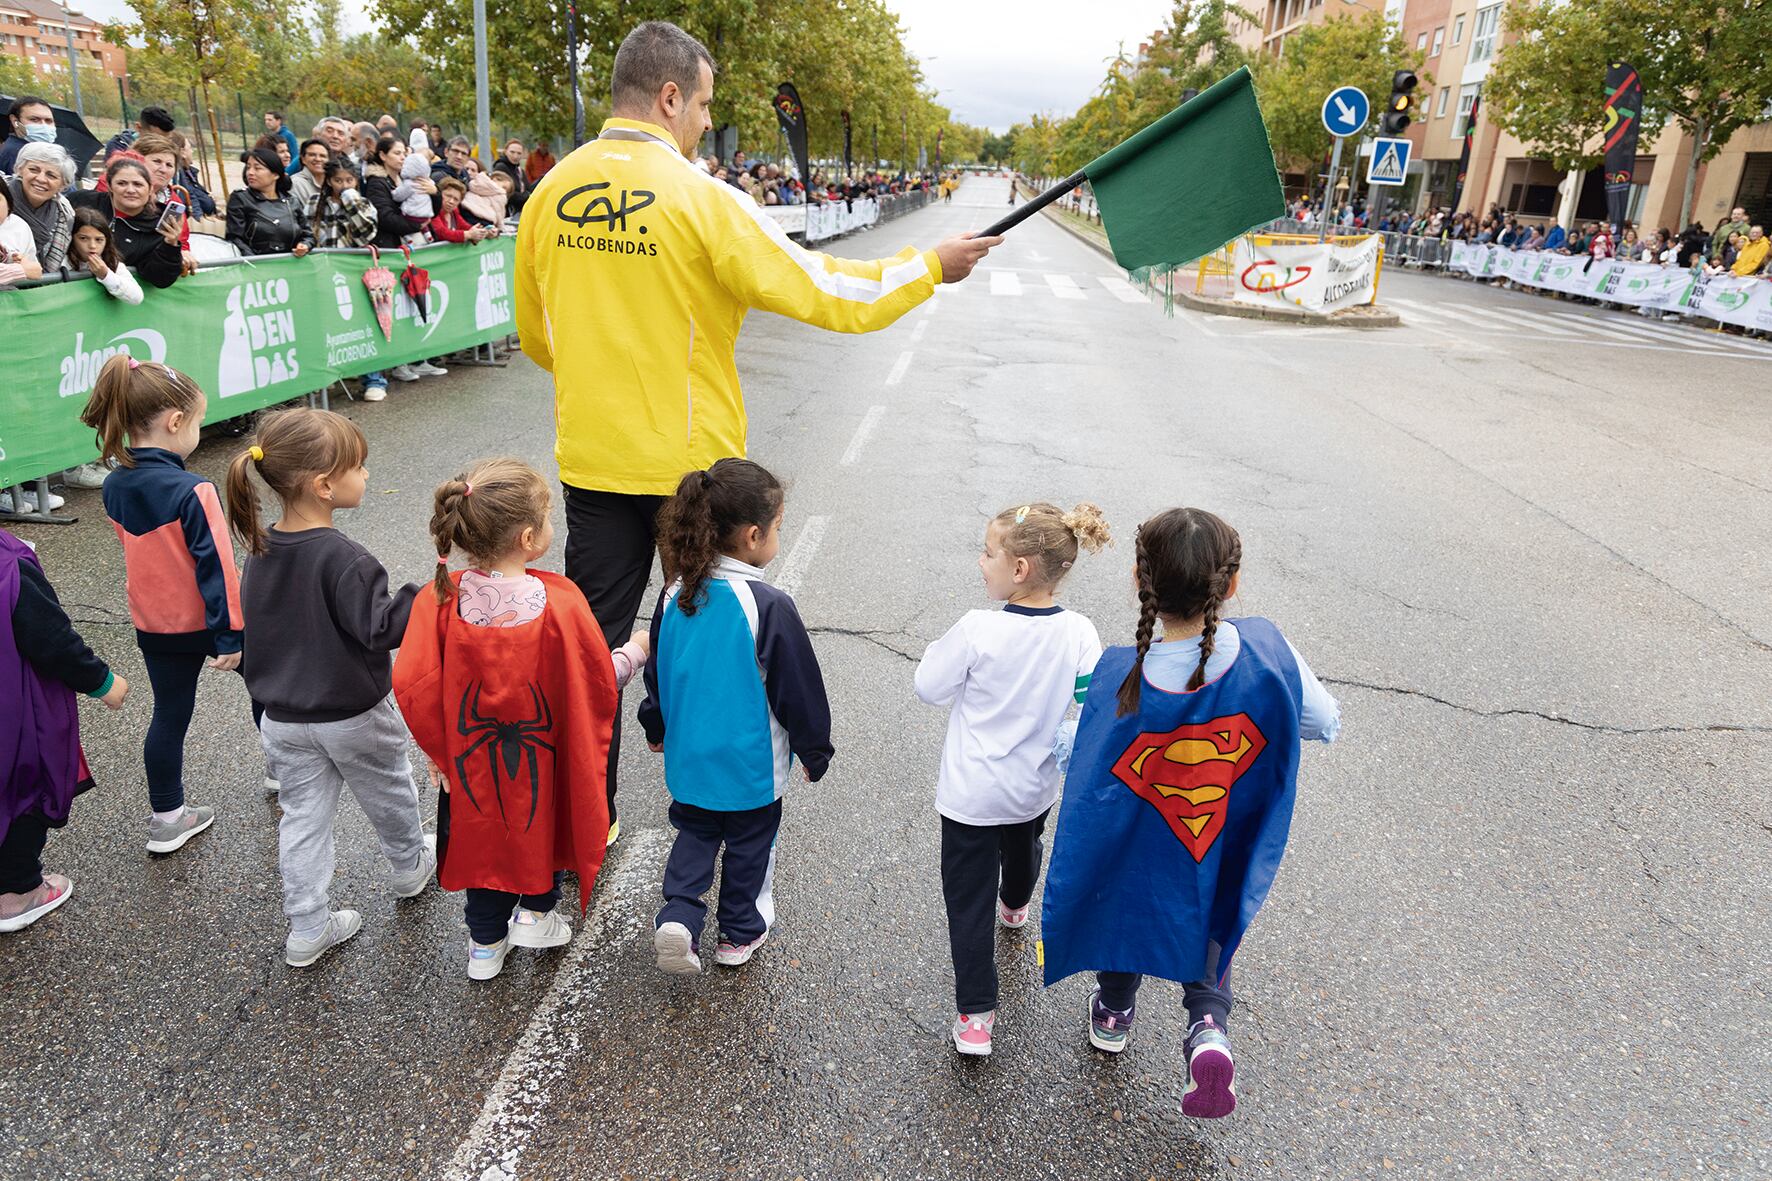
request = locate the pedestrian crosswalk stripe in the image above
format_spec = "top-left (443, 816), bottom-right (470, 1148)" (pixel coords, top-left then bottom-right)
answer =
top-left (1045, 273), bottom-right (1086, 300)
top-left (1387, 297), bottom-right (1453, 322)
top-left (990, 270), bottom-right (1023, 296)
top-left (1534, 309), bottom-right (1686, 344)
top-left (1099, 276), bottom-right (1149, 304)
top-left (1543, 309), bottom-right (1753, 353)
top-left (1449, 302), bottom-right (1583, 336)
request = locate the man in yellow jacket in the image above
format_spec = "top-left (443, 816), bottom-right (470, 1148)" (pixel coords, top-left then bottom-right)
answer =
top-left (516, 20), bottom-right (999, 833)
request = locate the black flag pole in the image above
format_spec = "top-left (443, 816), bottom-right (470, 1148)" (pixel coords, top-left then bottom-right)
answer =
top-left (978, 171), bottom-right (1087, 238)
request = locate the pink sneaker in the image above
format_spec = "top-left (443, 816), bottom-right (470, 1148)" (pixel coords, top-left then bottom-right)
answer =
top-left (951, 1010), bottom-right (995, 1056)
top-left (998, 899), bottom-right (1029, 929)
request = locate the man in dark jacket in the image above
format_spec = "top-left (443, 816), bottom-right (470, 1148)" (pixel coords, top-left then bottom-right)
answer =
top-left (0, 95), bottom-right (56, 175)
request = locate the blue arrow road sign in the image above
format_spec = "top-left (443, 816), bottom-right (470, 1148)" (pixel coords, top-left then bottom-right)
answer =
top-left (1367, 136), bottom-right (1412, 185)
top-left (1322, 86), bottom-right (1369, 138)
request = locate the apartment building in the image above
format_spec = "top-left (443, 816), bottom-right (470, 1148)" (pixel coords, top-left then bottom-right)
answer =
top-left (0, 0), bottom-right (126, 86)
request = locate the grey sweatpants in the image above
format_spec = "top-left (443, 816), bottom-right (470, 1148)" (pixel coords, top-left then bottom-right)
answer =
top-left (259, 698), bottom-right (427, 939)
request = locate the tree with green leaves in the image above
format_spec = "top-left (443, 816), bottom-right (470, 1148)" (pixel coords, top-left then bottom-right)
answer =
top-left (1253, 12), bottom-right (1428, 175)
top-left (1484, 0), bottom-right (1772, 229)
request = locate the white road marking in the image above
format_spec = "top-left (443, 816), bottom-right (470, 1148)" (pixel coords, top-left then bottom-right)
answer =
top-left (909, 319), bottom-right (927, 344)
top-left (841, 405), bottom-right (887, 465)
top-left (1543, 309), bottom-right (1750, 353)
top-left (884, 351), bottom-right (914, 386)
top-left (989, 270), bottom-right (1023, 296)
top-left (1448, 302), bottom-right (1583, 336)
top-left (442, 828), bottom-right (670, 1181)
top-left (1385, 296), bottom-right (1452, 322)
top-left (775, 516), bottom-right (829, 597)
top-left (1044, 273), bottom-right (1086, 300)
top-left (1099, 276), bottom-right (1149, 303)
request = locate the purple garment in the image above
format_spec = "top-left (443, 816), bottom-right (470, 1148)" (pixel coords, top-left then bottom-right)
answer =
top-left (0, 529), bottom-right (85, 844)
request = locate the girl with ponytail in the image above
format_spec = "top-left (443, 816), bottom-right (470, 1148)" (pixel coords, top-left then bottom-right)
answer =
top-left (226, 407), bottom-right (433, 970)
top-left (394, 458), bottom-right (641, 981)
top-left (913, 500), bottom-right (1111, 1058)
top-left (1041, 506), bottom-right (1340, 1121)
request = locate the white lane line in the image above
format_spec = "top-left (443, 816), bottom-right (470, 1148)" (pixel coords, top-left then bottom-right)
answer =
top-left (909, 319), bottom-right (927, 344)
top-left (922, 292), bottom-right (940, 315)
top-left (841, 405), bottom-right (887, 465)
top-left (1543, 310), bottom-right (1747, 353)
top-left (884, 350), bottom-right (914, 386)
top-left (989, 270), bottom-right (1024, 296)
top-left (1386, 297), bottom-right (1452, 322)
top-left (1449, 302), bottom-right (1583, 336)
top-left (1044, 273), bottom-right (1086, 300)
top-left (443, 828), bottom-right (670, 1181)
top-left (775, 516), bottom-right (829, 597)
top-left (1098, 276), bottom-right (1149, 303)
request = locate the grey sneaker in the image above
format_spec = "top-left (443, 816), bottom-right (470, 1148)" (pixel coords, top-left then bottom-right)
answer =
top-left (388, 363), bottom-right (421, 383)
top-left (285, 909), bottom-right (364, 968)
top-left (389, 834), bottom-right (437, 898)
top-left (411, 360), bottom-right (448, 377)
top-left (146, 805), bottom-right (215, 854)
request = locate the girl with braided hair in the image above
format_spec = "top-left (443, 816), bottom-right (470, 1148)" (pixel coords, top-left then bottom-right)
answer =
top-left (915, 501), bottom-right (1111, 1057)
top-left (1040, 507), bottom-right (1338, 1119)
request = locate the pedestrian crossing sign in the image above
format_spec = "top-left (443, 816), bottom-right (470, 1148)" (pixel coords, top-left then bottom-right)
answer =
top-left (1367, 137), bottom-right (1411, 186)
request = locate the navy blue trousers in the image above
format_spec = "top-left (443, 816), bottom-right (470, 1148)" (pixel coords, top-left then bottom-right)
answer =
top-left (1097, 940), bottom-right (1233, 1029)
top-left (141, 650), bottom-right (263, 812)
top-left (656, 798), bottom-right (782, 946)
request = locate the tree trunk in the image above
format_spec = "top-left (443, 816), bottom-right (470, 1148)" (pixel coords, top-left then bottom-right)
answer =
top-left (201, 77), bottom-right (229, 202)
top-left (188, 84), bottom-right (210, 194)
top-left (1679, 114), bottom-right (1708, 231)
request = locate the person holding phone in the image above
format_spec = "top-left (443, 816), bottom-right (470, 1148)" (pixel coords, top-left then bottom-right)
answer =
top-left (68, 153), bottom-right (184, 289)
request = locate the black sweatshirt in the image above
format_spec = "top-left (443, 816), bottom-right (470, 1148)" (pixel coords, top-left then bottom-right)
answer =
top-left (240, 527), bottom-right (420, 724)
top-left (13, 558), bottom-right (112, 697)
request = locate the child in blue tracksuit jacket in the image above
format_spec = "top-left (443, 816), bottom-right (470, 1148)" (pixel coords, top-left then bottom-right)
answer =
top-left (639, 459), bottom-right (833, 976)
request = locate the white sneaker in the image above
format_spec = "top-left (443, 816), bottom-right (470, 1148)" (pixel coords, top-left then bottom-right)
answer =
top-left (508, 907), bottom-right (571, 949)
top-left (388, 364), bottom-right (421, 383)
top-left (412, 360), bottom-right (448, 377)
top-left (285, 909), bottom-right (364, 968)
top-left (264, 776), bottom-right (281, 796)
top-left (468, 936), bottom-right (511, 980)
top-left (0, 492), bottom-right (12, 513)
top-left (63, 462), bottom-right (112, 489)
top-left (654, 921), bottom-right (702, 975)
top-left (13, 488), bottom-right (65, 512)
top-left (361, 384), bottom-right (388, 402)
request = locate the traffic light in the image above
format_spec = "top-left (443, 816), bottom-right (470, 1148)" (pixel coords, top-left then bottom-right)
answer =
top-left (1381, 70), bottom-right (1418, 134)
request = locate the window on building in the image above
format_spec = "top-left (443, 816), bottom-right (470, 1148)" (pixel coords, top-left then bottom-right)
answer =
top-left (1453, 14), bottom-right (1465, 44)
top-left (1469, 3), bottom-right (1502, 64)
top-left (1431, 27), bottom-right (1444, 56)
top-left (1456, 84), bottom-right (1482, 134)
top-left (1436, 87), bottom-right (1451, 118)
top-left (1416, 31), bottom-right (1428, 50)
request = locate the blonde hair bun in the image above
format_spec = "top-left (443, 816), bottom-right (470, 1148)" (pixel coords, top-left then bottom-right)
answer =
top-left (1061, 502), bottom-right (1112, 554)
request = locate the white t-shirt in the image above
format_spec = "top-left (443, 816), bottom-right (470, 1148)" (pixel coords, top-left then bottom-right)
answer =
top-left (0, 213), bottom-right (38, 266)
top-left (914, 604), bottom-right (1102, 825)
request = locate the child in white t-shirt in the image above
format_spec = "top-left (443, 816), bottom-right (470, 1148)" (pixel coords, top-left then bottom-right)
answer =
top-left (913, 501), bottom-right (1110, 1057)
top-left (0, 184), bottom-right (42, 286)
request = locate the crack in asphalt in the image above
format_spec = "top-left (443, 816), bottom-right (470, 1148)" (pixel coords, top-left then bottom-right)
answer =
top-left (1322, 677), bottom-right (1772, 736)
top-left (807, 626), bottom-right (919, 663)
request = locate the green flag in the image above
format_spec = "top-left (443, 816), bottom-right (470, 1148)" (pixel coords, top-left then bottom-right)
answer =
top-left (1084, 66), bottom-right (1283, 270)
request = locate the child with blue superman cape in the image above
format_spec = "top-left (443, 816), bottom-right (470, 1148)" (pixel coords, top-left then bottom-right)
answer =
top-left (1041, 507), bottom-right (1339, 1119)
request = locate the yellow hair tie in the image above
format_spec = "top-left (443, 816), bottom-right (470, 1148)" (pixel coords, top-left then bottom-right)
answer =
top-left (1014, 505), bottom-right (1030, 524)
top-left (248, 445), bottom-right (264, 462)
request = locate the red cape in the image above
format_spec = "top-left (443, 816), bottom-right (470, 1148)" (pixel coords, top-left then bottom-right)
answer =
top-left (394, 570), bottom-right (616, 905)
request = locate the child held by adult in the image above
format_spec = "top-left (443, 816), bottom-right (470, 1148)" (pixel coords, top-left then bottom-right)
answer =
top-left (640, 459), bottom-right (832, 975)
top-left (395, 459), bottom-right (643, 980)
top-left (914, 502), bottom-right (1111, 1057)
top-left (226, 408), bottom-right (434, 968)
top-left (1039, 508), bottom-right (1340, 1119)
top-left (77, 356), bottom-right (268, 855)
top-left (1, 529), bottom-right (129, 932)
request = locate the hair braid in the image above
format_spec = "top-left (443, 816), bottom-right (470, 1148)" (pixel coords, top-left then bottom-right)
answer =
top-left (1187, 541), bottom-right (1242, 691)
top-left (429, 479), bottom-right (469, 603)
top-left (1116, 530), bottom-right (1160, 716)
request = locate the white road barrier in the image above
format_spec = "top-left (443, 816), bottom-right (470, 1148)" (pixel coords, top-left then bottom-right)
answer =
top-left (1229, 235), bottom-right (1382, 314)
top-left (1447, 242), bottom-right (1772, 329)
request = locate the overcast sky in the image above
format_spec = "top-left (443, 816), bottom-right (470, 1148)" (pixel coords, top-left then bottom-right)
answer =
top-left (73, 0), bottom-right (1174, 132)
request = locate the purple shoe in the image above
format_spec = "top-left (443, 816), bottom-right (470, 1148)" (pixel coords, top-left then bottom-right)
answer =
top-left (1182, 1016), bottom-right (1237, 1118)
top-left (1088, 988), bottom-right (1134, 1053)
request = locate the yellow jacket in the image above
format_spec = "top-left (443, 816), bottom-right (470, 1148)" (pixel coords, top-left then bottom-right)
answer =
top-left (1732, 235), bottom-right (1769, 277)
top-left (516, 118), bottom-right (944, 494)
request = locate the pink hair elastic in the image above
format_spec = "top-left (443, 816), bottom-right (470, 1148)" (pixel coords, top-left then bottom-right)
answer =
top-left (127, 357), bottom-right (140, 369)
top-left (462, 482), bottom-right (474, 497)
top-left (437, 555), bottom-right (450, 565)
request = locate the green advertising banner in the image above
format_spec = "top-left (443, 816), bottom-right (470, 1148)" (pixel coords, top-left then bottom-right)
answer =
top-left (0, 239), bottom-right (516, 489)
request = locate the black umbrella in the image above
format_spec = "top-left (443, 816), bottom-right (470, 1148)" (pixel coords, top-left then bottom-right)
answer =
top-left (0, 94), bottom-right (102, 178)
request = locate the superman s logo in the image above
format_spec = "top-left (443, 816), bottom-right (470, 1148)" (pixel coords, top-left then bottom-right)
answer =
top-left (1111, 714), bottom-right (1267, 862)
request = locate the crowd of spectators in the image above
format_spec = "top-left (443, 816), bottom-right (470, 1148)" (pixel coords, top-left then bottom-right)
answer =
top-left (693, 152), bottom-right (936, 207)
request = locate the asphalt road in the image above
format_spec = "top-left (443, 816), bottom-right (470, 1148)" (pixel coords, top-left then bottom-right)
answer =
top-left (5, 176), bottom-right (1768, 1181)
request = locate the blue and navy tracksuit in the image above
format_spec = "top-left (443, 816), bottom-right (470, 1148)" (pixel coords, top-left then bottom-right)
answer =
top-left (100, 447), bottom-right (256, 811)
top-left (639, 555), bottom-right (833, 945)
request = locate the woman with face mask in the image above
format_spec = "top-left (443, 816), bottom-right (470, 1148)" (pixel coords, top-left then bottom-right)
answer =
top-left (68, 153), bottom-right (184, 288)
top-left (3, 141), bottom-right (76, 271)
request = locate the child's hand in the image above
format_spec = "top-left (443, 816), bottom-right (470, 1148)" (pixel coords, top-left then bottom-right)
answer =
top-left (100, 674), bottom-right (129, 710)
top-left (803, 766), bottom-right (813, 783)
top-left (426, 757), bottom-right (449, 793)
top-left (629, 628), bottom-right (650, 658)
top-left (647, 742), bottom-right (663, 753)
top-left (207, 652), bottom-right (242, 672)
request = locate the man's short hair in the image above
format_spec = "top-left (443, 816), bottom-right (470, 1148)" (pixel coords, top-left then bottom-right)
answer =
top-left (266, 110), bottom-right (282, 122)
top-left (448, 135), bottom-right (472, 151)
top-left (611, 21), bottom-right (714, 110)
top-left (139, 106), bottom-right (175, 132)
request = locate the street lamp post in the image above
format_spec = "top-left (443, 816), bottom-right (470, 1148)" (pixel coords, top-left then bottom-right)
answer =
top-left (473, 0), bottom-right (493, 166)
top-left (389, 86), bottom-right (402, 130)
top-left (60, 1), bottom-right (83, 118)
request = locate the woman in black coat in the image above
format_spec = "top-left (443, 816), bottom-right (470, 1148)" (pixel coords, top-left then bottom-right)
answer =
top-left (225, 147), bottom-right (313, 257)
top-left (490, 140), bottom-right (530, 213)
top-left (68, 155), bottom-right (183, 289)
top-left (361, 136), bottom-right (434, 250)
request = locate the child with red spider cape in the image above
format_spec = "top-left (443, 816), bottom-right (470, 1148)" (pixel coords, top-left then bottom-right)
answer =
top-left (394, 460), bottom-right (643, 980)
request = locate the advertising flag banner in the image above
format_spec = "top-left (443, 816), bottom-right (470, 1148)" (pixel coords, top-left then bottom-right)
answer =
top-left (773, 82), bottom-right (811, 184)
top-left (1602, 62), bottom-right (1642, 230)
top-left (1452, 96), bottom-right (1479, 214)
top-left (841, 109), bottom-right (852, 178)
top-left (0, 240), bottom-right (516, 489)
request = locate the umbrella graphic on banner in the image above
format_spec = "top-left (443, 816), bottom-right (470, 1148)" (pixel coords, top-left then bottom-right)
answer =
top-left (362, 245), bottom-right (398, 341)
